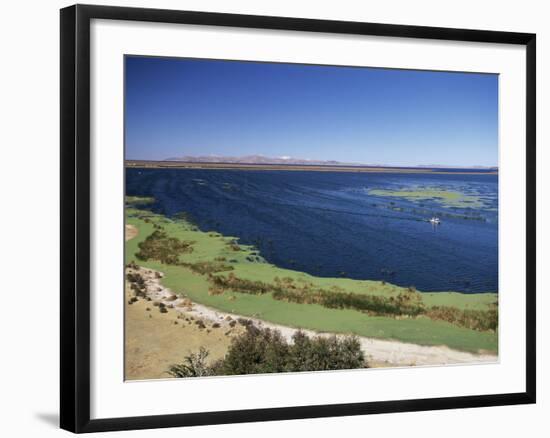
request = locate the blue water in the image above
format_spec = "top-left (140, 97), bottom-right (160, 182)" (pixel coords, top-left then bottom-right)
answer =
top-left (126, 168), bottom-right (498, 293)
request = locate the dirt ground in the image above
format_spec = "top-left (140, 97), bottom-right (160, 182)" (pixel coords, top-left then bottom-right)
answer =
top-left (124, 285), bottom-right (241, 380)
top-left (125, 226), bottom-right (239, 380)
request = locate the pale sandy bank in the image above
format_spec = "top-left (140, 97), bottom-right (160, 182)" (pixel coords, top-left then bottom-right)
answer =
top-left (126, 265), bottom-right (497, 378)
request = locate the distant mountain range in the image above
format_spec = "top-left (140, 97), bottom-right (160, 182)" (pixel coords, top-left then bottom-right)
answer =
top-left (162, 155), bottom-right (497, 170)
top-left (163, 155), bottom-right (356, 166)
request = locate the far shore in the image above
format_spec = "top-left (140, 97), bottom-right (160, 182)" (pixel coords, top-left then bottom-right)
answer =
top-left (125, 160), bottom-right (498, 175)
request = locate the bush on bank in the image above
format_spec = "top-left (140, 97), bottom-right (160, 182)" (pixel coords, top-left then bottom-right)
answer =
top-left (167, 324), bottom-right (367, 377)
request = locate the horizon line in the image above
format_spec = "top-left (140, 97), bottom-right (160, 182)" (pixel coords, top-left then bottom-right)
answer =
top-left (125, 158), bottom-right (498, 171)
top-left (125, 158), bottom-right (498, 170)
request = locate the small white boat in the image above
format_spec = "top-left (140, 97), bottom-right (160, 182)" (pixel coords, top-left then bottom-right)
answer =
top-left (429, 217), bottom-right (441, 225)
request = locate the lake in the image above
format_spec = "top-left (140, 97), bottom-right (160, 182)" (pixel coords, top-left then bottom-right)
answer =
top-left (126, 168), bottom-right (498, 293)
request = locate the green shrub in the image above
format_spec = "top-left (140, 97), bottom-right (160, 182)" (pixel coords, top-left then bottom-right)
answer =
top-left (218, 325), bottom-right (290, 375)
top-left (135, 230), bottom-right (194, 264)
top-left (211, 273), bottom-right (273, 295)
top-left (227, 242), bottom-right (241, 251)
top-left (212, 273), bottom-right (425, 316)
top-left (426, 306), bottom-right (498, 331)
top-left (167, 347), bottom-right (211, 377)
top-left (208, 273), bottom-right (495, 331)
top-left (288, 331), bottom-right (364, 372)
top-left (208, 286), bottom-right (225, 296)
top-left (184, 261), bottom-right (234, 275)
top-left (168, 325), bottom-right (367, 378)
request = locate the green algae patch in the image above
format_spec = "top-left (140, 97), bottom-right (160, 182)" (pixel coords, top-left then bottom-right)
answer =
top-left (125, 195), bottom-right (155, 207)
top-left (368, 188), bottom-right (484, 209)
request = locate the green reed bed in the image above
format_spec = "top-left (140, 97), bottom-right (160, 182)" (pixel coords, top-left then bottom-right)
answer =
top-left (125, 197), bottom-right (498, 353)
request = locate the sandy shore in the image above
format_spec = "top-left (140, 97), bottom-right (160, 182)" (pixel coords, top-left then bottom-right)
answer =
top-left (128, 266), bottom-right (497, 369)
top-left (125, 224), bottom-right (138, 241)
top-left (125, 273), bottom-right (244, 380)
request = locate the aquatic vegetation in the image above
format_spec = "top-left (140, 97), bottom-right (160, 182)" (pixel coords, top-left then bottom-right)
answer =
top-left (183, 261), bottom-right (234, 275)
top-left (135, 229), bottom-right (194, 264)
top-left (209, 272), bottom-right (496, 331)
top-left (127, 169), bottom-right (498, 293)
top-left (210, 272), bottom-right (273, 295)
top-left (426, 305), bottom-right (497, 332)
top-left (271, 284), bottom-right (426, 317)
top-left (125, 195), bottom-right (155, 206)
top-left (173, 211), bottom-right (198, 228)
top-left (125, 204), bottom-right (498, 352)
top-left (368, 187), bottom-right (485, 208)
top-left (227, 241), bottom-right (242, 251)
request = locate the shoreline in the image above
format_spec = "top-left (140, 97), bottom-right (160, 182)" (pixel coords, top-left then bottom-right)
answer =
top-left (125, 204), bottom-right (498, 353)
top-left (125, 160), bottom-right (498, 175)
top-left (130, 265), bottom-right (497, 369)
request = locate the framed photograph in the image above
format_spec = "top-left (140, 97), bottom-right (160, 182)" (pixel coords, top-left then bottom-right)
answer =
top-left (60, 4), bottom-right (536, 433)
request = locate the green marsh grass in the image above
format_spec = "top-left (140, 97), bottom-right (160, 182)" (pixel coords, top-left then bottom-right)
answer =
top-left (125, 200), bottom-right (498, 353)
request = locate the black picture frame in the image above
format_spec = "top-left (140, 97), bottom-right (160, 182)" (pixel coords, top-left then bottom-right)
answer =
top-left (60, 4), bottom-right (536, 433)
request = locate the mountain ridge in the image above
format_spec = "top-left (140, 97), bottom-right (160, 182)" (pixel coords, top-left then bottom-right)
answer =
top-left (161, 154), bottom-right (497, 170)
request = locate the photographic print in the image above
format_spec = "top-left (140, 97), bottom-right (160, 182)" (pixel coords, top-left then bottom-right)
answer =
top-left (124, 56), bottom-right (499, 381)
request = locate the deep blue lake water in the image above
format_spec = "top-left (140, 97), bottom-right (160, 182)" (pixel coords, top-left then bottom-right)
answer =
top-left (126, 168), bottom-right (498, 293)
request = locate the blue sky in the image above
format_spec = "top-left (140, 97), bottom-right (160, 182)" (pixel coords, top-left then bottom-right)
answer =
top-left (125, 56), bottom-right (498, 167)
